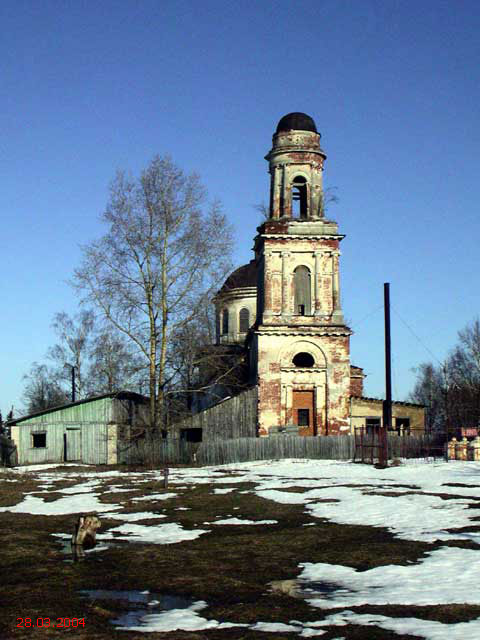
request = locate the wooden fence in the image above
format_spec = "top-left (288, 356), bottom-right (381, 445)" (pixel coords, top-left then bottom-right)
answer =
top-left (122, 433), bottom-right (441, 466)
top-left (170, 387), bottom-right (258, 441)
top-left (118, 436), bottom-right (197, 466)
top-left (195, 434), bottom-right (354, 465)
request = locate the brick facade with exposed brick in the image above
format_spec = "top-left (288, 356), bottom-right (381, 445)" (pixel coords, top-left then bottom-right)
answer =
top-left (208, 113), bottom-right (424, 437)
top-left (245, 113), bottom-right (353, 436)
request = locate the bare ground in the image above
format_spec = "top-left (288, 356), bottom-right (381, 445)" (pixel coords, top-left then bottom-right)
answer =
top-left (1, 465), bottom-right (478, 639)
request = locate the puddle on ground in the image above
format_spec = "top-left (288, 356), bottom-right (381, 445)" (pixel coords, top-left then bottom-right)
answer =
top-left (301, 580), bottom-right (352, 598)
top-left (80, 590), bottom-right (195, 627)
top-left (58, 539), bottom-right (116, 562)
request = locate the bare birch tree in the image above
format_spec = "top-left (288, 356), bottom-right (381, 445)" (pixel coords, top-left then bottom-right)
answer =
top-left (22, 363), bottom-right (69, 413)
top-left (73, 155), bottom-right (233, 434)
top-left (47, 310), bottom-right (95, 398)
top-left (86, 328), bottom-right (144, 396)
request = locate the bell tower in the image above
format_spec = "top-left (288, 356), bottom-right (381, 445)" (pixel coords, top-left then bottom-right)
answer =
top-left (250, 113), bottom-right (352, 436)
top-left (267, 112), bottom-right (326, 221)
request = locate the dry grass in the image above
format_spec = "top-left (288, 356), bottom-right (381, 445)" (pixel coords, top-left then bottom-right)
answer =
top-left (0, 466), bottom-right (478, 639)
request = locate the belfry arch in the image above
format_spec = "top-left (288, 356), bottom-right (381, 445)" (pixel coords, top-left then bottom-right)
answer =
top-left (291, 175), bottom-right (308, 219)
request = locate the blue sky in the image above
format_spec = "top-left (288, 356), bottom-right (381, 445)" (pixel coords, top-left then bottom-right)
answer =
top-left (1, 0), bottom-right (479, 416)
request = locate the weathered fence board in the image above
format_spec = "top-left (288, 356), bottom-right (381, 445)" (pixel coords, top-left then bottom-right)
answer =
top-left (195, 435), bottom-right (356, 465)
top-left (170, 387), bottom-right (258, 441)
top-left (119, 433), bottom-right (441, 467)
top-left (118, 435), bottom-right (198, 465)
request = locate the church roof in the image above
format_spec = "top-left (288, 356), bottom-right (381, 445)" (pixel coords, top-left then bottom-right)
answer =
top-left (219, 260), bottom-right (257, 293)
top-left (276, 112), bottom-right (317, 133)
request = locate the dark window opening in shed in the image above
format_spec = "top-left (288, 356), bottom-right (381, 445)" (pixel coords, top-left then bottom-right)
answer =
top-left (180, 428), bottom-right (203, 443)
top-left (32, 432), bottom-right (47, 448)
top-left (294, 266), bottom-right (311, 315)
top-left (395, 417), bottom-right (410, 435)
top-left (293, 352), bottom-right (315, 367)
top-left (222, 309), bottom-right (229, 335)
top-left (297, 409), bottom-right (310, 426)
top-left (366, 417), bottom-right (381, 435)
top-left (239, 308), bottom-right (249, 333)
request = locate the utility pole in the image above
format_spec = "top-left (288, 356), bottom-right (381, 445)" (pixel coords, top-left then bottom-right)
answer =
top-left (380, 282), bottom-right (392, 467)
top-left (71, 365), bottom-right (76, 403)
top-left (383, 283), bottom-right (392, 430)
top-left (65, 364), bottom-right (76, 403)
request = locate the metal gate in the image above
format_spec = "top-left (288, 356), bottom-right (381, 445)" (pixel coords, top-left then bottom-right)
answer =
top-left (354, 427), bottom-right (447, 465)
top-left (353, 427), bottom-right (388, 466)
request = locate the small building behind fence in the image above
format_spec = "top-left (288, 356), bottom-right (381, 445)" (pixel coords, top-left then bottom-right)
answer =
top-left (350, 396), bottom-right (425, 435)
top-left (8, 391), bottom-right (149, 466)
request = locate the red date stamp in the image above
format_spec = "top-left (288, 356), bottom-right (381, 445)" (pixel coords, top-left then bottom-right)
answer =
top-left (17, 617), bottom-right (85, 628)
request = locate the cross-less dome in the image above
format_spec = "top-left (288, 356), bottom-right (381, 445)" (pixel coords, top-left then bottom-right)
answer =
top-left (276, 112), bottom-right (317, 133)
top-left (219, 260), bottom-right (257, 293)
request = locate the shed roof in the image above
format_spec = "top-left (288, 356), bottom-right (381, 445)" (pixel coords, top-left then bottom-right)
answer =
top-left (352, 395), bottom-right (426, 408)
top-left (9, 391), bottom-right (148, 425)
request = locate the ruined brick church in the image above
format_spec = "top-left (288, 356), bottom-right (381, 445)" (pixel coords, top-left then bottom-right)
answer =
top-left (202, 113), bottom-right (424, 438)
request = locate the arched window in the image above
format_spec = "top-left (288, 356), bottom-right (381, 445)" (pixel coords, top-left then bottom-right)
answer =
top-left (239, 308), bottom-right (250, 333)
top-left (294, 266), bottom-right (311, 315)
top-left (291, 176), bottom-right (308, 219)
top-left (222, 309), bottom-right (229, 335)
top-left (293, 352), bottom-right (315, 367)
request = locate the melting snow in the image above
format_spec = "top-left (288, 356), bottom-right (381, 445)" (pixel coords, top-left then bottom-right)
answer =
top-left (105, 522), bottom-right (209, 544)
top-left (321, 610), bottom-right (480, 640)
top-left (213, 517), bottom-right (278, 525)
top-left (6, 458), bottom-right (480, 638)
top-left (60, 480), bottom-right (102, 494)
top-left (299, 547), bottom-right (480, 608)
top-left (0, 493), bottom-right (119, 515)
top-left (106, 512), bottom-right (166, 522)
top-left (132, 493), bottom-right (177, 502)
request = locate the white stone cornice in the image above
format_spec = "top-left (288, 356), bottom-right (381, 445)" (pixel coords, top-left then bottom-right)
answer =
top-left (254, 327), bottom-right (352, 337)
top-left (261, 234), bottom-right (345, 240)
top-left (214, 286), bottom-right (257, 303)
top-left (280, 366), bottom-right (326, 373)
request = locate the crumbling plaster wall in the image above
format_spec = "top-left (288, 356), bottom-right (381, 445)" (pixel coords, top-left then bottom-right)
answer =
top-left (255, 332), bottom-right (351, 436)
top-left (258, 233), bottom-right (343, 326)
top-left (268, 130), bottom-right (325, 220)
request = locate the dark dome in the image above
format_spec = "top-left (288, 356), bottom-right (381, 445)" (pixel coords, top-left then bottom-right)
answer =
top-left (220, 260), bottom-right (257, 292)
top-left (276, 112), bottom-right (317, 133)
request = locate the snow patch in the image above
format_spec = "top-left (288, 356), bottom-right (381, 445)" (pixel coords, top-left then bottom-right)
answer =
top-left (106, 522), bottom-right (209, 544)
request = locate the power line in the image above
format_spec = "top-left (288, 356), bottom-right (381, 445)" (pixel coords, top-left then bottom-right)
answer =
top-left (391, 351), bottom-right (399, 399)
top-left (353, 304), bottom-right (384, 329)
top-left (391, 305), bottom-right (443, 367)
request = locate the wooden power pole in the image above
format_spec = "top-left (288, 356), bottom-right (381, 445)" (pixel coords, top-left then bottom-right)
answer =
top-left (380, 282), bottom-right (392, 467)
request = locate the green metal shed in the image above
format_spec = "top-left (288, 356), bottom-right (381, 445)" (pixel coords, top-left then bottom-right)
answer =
top-left (9, 392), bottom-right (149, 466)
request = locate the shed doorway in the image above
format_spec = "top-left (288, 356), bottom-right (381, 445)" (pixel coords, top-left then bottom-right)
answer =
top-left (65, 428), bottom-right (81, 461)
top-left (292, 390), bottom-right (315, 436)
